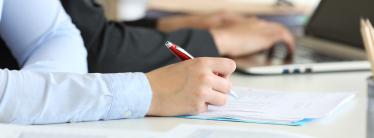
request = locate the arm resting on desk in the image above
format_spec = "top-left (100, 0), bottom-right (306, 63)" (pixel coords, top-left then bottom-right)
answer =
top-left (0, 70), bottom-right (152, 124)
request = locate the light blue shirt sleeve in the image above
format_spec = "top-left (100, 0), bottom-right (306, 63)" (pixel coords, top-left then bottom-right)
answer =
top-left (0, 70), bottom-right (152, 124)
top-left (0, 0), bottom-right (153, 124)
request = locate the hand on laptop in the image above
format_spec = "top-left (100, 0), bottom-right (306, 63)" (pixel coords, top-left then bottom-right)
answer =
top-left (211, 17), bottom-right (295, 57)
top-left (157, 12), bottom-right (295, 57)
top-left (146, 57), bottom-right (236, 116)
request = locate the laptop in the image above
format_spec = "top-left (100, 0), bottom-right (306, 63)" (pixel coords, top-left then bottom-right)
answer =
top-left (235, 0), bottom-right (374, 75)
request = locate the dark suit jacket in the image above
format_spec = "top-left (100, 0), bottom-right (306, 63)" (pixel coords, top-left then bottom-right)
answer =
top-left (0, 0), bottom-right (219, 73)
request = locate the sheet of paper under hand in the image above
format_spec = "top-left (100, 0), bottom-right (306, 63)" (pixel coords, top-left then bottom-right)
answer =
top-left (179, 87), bottom-right (355, 126)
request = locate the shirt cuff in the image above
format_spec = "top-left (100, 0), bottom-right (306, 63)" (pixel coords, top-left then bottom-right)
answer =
top-left (102, 72), bottom-right (152, 119)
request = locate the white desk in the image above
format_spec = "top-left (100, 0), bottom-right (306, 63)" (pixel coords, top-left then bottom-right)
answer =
top-left (31, 71), bottom-right (368, 138)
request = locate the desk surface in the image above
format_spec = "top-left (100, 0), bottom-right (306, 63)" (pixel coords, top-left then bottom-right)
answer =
top-left (45, 71), bottom-right (369, 138)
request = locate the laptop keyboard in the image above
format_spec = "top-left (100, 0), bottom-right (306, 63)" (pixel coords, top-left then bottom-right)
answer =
top-left (269, 43), bottom-right (349, 64)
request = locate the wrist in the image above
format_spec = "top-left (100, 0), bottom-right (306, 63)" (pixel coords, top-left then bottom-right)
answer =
top-left (145, 72), bottom-right (161, 116)
top-left (157, 18), bottom-right (171, 32)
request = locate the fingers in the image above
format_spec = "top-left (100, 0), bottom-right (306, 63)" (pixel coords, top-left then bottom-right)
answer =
top-left (205, 89), bottom-right (229, 106)
top-left (192, 57), bottom-right (236, 78)
top-left (277, 27), bottom-right (295, 54)
top-left (254, 20), bottom-right (296, 54)
top-left (191, 58), bottom-right (234, 107)
top-left (208, 58), bottom-right (237, 78)
top-left (283, 30), bottom-right (296, 54)
top-left (210, 74), bottom-right (232, 94)
top-left (268, 23), bottom-right (296, 54)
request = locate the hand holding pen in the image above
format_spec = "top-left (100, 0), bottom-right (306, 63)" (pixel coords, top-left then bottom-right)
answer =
top-left (165, 41), bottom-right (238, 98)
top-left (146, 51), bottom-right (236, 116)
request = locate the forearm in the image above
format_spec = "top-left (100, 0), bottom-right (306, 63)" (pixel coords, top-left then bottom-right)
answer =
top-left (157, 15), bottom-right (205, 32)
top-left (122, 16), bottom-right (203, 32)
top-left (0, 69), bottom-right (152, 124)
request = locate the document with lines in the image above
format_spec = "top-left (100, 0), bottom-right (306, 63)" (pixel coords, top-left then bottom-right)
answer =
top-left (179, 87), bottom-right (355, 126)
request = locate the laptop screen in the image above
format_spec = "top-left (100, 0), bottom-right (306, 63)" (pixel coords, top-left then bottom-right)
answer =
top-left (306, 0), bottom-right (374, 49)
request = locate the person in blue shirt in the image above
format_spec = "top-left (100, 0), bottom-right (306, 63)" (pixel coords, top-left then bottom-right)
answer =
top-left (0, 0), bottom-right (235, 124)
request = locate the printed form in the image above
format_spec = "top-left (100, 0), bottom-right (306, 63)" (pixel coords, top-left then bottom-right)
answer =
top-left (181, 87), bottom-right (355, 126)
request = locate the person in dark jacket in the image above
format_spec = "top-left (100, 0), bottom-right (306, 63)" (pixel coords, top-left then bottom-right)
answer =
top-left (61, 0), bottom-right (295, 73)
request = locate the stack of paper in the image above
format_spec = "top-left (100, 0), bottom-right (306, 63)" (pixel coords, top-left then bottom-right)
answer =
top-left (179, 87), bottom-right (355, 126)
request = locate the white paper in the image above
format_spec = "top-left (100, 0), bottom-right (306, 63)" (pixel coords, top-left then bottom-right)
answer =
top-left (185, 87), bottom-right (355, 125)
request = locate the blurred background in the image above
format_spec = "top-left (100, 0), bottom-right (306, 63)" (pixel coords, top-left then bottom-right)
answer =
top-left (97, 0), bottom-right (321, 36)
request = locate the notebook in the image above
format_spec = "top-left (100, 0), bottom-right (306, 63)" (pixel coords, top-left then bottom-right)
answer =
top-left (179, 87), bottom-right (355, 126)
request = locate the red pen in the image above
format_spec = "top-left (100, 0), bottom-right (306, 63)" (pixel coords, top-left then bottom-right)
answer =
top-left (165, 41), bottom-right (238, 98)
